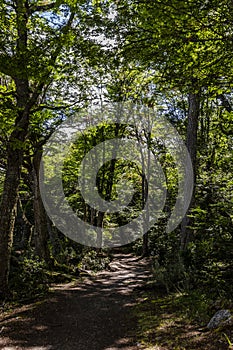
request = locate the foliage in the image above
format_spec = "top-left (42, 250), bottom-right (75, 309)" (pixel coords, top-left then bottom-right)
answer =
top-left (134, 289), bottom-right (216, 349)
top-left (111, 0), bottom-right (233, 91)
top-left (62, 121), bottom-right (144, 245)
top-left (0, 0), bottom-right (232, 318)
top-left (9, 251), bottom-right (49, 301)
top-left (152, 253), bottom-right (187, 293)
top-left (79, 249), bottom-right (111, 272)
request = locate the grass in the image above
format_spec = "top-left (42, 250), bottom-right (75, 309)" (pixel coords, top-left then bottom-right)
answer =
top-left (134, 287), bottom-right (233, 350)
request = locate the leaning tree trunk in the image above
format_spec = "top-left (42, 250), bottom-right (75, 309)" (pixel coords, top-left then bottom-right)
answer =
top-left (180, 90), bottom-right (200, 250)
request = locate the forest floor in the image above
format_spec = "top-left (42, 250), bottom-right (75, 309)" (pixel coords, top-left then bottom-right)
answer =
top-left (0, 253), bottom-right (232, 350)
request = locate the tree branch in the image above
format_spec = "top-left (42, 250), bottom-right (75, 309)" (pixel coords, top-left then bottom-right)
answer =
top-left (28, 2), bottom-right (58, 15)
top-left (27, 11), bottom-right (75, 112)
top-left (32, 101), bottom-right (77, 112)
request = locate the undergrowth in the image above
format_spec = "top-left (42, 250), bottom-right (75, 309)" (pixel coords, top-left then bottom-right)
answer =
top-left (8, 248), bottom-right (112, 303)
top-left (135, 288), bottom-right (233, 350)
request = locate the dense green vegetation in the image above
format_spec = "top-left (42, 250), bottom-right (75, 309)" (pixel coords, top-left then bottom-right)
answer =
top-left (0, 0), bottom-right (232, 347)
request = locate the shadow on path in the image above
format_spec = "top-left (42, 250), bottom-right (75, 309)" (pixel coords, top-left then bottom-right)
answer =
top-left (0, 253), bottom-right (152, 350)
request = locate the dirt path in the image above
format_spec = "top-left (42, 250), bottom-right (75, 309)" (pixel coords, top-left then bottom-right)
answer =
top-left (0, 253), bottom-right (152, 350)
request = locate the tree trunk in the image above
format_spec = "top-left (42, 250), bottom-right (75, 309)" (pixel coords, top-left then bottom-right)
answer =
top-left (0, 0), bottom-right (74, 298)
top-left (96, 211), bottom-right (104, 250)
top-left (33, 150), bottom-right (51, 265)
top-left (142, 131), bottom-right (151, 257)
top-left (142, 173), bottom-right (149, 257)
top-left (180, 90), bottom-right (200, 250)
top-left (0, 132), bottom-right (27, 298)
top-left (15, 199), bottom-right (33, 250)
top-left (0, 0), bottom-right (31, 299)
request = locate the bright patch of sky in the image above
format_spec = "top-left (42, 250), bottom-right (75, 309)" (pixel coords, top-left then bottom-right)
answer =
top-left (37, 5), bottom-right (71, 29)
top-left (38, 3), bottom-right (116, 49)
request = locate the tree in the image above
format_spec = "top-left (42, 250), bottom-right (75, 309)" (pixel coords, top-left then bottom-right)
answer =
top-left (0, 0), bottom-right (102, 298)
top-left (107, 0), bottom-right (233, 249)
top-left (62, 121), bottom-right (138, 247)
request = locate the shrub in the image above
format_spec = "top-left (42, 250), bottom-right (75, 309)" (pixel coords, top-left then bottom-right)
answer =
top-left (79, 249), bottom-right (111, 272)
top-left (9, 251), bottom-right (49, 301)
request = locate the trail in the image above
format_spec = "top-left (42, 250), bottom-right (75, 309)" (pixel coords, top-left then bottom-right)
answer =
top-left (0, 253), bottom-right (152, 350)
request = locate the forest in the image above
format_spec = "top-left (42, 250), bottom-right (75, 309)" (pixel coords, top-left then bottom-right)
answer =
top-left (0, 0), bottom-right (233, 349)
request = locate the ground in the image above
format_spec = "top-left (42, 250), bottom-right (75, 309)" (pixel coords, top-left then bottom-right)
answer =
top-left (0, 254), bottom-right (151, 350)
top-left (0, 253), bottom-right (232, 350)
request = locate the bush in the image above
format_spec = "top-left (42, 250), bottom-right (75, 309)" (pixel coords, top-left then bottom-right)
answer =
top-left (152, 254), bottom-right (188, 293)
top-left (9, 251), bottom-right (49, 301)
top-left (79, 249), bottom-right (111, 272)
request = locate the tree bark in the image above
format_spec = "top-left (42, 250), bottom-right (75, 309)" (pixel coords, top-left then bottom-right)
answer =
top-left (14, 199), bottom-right (33, 250)
top-left (0, 108), bottom-right (30, 298)
top-left (0, 0), bottom-right (30, 298)
top-left (0, 0), bottom-right (75, 298)
top-left (32, 150), bottom-right (51, 264)
top-left (142, 173), bottom-right (149, 257)
top-left (0, 149), bottom-right (22, 297)
top-left (142, 130), bottom-right (151, 257)
top-left (96, 211), bottom-right (104, 250)
top-left (180, 90), bottom-right (200, 250)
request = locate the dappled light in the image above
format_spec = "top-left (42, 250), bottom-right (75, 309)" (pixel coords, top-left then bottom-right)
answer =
top-left (0, 0), bottom-right (233, 349)
top-left (0, 254), bottom-right (152, 350)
